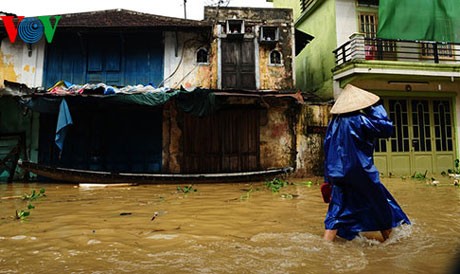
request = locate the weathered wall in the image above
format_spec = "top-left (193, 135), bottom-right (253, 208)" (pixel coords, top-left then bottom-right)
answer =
top-left (163, 31), bottom-right (216, 90)
top-left (258, 40), bottom-right (294, 90)
top-left (205, 7), bottom-right (295, 90)
top-left (294, 0), bottom-right (336, 99)
top-left (0, 39), bottom-right (45, 88)
top-left (162, 97), bottom-right (300, 173)
top-left (260, 100), bottom-right (296, 169)
top-left (294, 103), bottom-right (331, 177)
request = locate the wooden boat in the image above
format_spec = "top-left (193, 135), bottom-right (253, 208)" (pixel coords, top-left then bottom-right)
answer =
top-left (18, 161), bottom-right (294, 184)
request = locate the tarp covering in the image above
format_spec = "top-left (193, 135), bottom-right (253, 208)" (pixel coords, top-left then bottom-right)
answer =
top-left (23, 86), bottom-right (217, 117)
top-left (377, 0), bottom-right (460, 43)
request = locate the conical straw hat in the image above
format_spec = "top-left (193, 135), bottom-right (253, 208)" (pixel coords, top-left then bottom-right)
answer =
top-left (330, 84), bottom-right (380, 114)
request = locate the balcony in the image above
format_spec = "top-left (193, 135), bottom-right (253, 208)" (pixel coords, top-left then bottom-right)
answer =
top-left (332, 33), bottom-right (460, 81)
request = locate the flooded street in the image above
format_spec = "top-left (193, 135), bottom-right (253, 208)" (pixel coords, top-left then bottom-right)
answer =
top-left (1, 177), bottom-right (459, 273)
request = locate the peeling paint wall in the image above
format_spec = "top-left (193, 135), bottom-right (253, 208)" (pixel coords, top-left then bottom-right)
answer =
top-left (294, 103), bottom-right (331, 177)
top-left (163, 31), bottom-right (216, 90)
top-left (0, 39), bottom-right (44, 172)
top-left (0, 39), bottom-right (45, 88)
top-left (260, 100), bottom-right (295, 169)
top-left (257, 23), bottom-right (294, 90)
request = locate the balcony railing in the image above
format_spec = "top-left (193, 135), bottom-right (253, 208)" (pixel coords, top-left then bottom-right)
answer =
top-left (334, 33), bottom-right (460, 66)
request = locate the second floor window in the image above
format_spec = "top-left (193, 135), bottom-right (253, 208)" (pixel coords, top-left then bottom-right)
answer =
top-left (359, 13), bottom-right (378, 39)
top-left (269, 50), bottom-right (282, 65)
top-left (358, 12), bottom-right (396, 60)
top-left (196, 48), bottom-right (209, 64)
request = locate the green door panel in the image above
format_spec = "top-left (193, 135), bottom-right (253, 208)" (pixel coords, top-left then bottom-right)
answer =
top-left (436, 154), bottom-right (455, 174)
top-left (374, 154), bottom-right (388, 176)
top-left (375, 97), bottom-right (455, 177)
top-left (413, 154), bottom-right (433, 175)
top-left (390, 154), bottom-right (411, 177)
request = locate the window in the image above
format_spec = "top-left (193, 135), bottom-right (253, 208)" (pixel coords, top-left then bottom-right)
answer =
top-left (260, 26), bottom-right (279, 43)
top-left (196, 48), bottom-right (209, 64)
top-left (358, 12), bottom-right (396, 60)
top-left (358, 13), bottom-right (378, 39)
top-left (269, 50), bottom-right (282, 65)
top-left (226, 19), bottom-right (244, 34)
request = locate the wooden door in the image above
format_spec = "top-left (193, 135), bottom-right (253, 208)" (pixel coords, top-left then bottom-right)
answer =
top-left (182, 108), bottom-right (260, 173)
top-left (221, 40), bottom-right (256, 89)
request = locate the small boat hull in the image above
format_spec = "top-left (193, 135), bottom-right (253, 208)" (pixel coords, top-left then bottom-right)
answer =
top-left (18, 161), bottom-right (293, 184)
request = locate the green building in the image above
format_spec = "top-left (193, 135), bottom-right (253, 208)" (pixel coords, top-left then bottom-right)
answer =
top-left (270, 0), bottom-right (460, 177)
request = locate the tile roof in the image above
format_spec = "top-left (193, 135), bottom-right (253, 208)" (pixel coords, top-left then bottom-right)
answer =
top-left (1, 9), bottom-right (211, 30)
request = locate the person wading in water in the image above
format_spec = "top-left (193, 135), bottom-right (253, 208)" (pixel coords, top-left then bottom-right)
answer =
top-left (322, 84), bottom-right (410, 242)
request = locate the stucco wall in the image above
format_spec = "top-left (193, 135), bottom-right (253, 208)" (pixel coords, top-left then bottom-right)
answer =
top-left (0, 39), bottom-right (45, 88)
top-left (294, 0), bottom-right (337, 99)
top-left (335, 0), bottom-right (358, 45)
top-left (271, 0), bottom-right (302, 20)
top-left (260, 100), bottom-right (296, 169)
top-left (163, 31), bottom-right (215, 90)
top-left (258, 36), bottom-right (294, 90)
top-left (294, 103), bottom-right (331, 177)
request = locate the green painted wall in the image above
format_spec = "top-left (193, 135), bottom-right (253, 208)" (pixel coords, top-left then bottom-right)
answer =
top-left (272, 0), bottom-right (336, 99)
top-left (271, 0), bottom-right (302, 20)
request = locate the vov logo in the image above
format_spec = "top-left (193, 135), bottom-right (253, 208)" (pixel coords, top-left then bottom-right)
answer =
top-left (1, 16), bottom-right (61, 44)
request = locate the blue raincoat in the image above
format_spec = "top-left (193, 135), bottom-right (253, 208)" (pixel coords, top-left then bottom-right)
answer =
top-left (324, 104), bottom-right (410, 240)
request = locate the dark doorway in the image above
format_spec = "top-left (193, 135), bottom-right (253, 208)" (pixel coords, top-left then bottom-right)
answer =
top-left (38, 103), bottom-right (163, 173)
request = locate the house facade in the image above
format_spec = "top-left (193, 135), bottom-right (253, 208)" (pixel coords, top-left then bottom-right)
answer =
top-left (0, 7), bottom-right (325, 180)
top-left (271, 0), bottom-right (460, 177)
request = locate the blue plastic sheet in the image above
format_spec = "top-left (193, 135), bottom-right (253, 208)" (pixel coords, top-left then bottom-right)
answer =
top-left (323, 105), bottom-right (410, 240)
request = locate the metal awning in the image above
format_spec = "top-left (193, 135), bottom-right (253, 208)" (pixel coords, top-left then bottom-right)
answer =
top-left (295, 29), bottom-right (314, 56)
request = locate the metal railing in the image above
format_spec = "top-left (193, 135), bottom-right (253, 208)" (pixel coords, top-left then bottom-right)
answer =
top-left (333, 33), bottom-right (460, 66)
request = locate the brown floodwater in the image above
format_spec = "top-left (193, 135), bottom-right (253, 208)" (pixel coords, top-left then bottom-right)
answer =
top-left (0, 176), bottom-right (459, 274)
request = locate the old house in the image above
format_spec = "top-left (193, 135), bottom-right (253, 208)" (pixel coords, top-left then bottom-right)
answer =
top-left (270, 0), bottom-right (460, 177)
top-left (0, 7), bottom-right (321, 181)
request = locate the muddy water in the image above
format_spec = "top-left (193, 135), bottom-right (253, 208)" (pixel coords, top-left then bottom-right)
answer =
top-left (0, 177), bottom-right (459, 274)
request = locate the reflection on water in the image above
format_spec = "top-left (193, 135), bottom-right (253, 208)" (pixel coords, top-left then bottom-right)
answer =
top-left (0, 177), bottom-right (459, 273)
